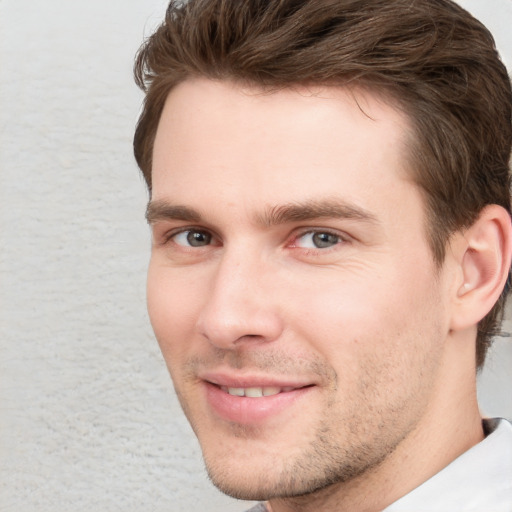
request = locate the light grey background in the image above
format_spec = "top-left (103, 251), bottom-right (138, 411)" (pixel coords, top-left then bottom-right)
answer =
top-left (0, 1), bottom-right (510, 511)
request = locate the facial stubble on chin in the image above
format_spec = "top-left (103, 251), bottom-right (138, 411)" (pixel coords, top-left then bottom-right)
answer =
top-left (171, 350), bottom-right (414, 503)
top-left (202, 409), bottom-right (408, 502)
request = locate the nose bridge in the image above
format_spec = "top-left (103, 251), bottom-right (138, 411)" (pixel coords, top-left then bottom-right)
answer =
top-left (196, 243), bottom-right (283, 348)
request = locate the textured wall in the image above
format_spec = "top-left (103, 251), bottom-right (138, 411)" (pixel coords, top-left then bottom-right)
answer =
top-left (0, 1), bottom-right (510, 511)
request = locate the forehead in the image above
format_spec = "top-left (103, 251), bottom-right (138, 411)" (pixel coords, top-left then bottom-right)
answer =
top-left (151, 78), bottom-right (417, 219)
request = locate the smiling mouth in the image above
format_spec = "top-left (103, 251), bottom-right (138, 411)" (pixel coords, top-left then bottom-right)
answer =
top-left (219, 385), bottom-right (299, 397)
top-left (204, 381), bottom-right (316, 423)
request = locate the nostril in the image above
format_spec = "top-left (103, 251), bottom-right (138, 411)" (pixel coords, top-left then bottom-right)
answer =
top-left (236, 334), bottom-right (267, 343)
top-left (197, 298), bottom-right (284, 348)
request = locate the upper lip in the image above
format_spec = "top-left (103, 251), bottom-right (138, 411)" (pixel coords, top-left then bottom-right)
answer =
top-left (199, 371), bottom-right (315, 389)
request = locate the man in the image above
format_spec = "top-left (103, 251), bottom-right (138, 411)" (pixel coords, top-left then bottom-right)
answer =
top-left (133, 0), bottom-right (512, 510)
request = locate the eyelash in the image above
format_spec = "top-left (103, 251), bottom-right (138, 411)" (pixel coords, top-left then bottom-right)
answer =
top-left (290, 229), bottom-right (347, 251)
top-left (161, 226), bottom-right (348, 252)
top-left (162, 227), bottom-right (216, 247)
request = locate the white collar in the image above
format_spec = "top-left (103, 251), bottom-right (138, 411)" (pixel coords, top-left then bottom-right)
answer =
top-left (385, 418), bottom-right (512, 511)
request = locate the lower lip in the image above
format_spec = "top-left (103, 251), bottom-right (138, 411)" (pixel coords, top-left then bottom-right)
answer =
top-left (204, 382), bottom-right (313, 424)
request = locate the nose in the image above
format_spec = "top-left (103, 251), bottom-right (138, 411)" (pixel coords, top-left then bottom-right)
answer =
top-left (196, 250), bottom-right (284, 349)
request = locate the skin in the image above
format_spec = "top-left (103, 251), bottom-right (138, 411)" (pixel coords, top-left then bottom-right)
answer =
top-left (147, 78), bottom-right (487, 511)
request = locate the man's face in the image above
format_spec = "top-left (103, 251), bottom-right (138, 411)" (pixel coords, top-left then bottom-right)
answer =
top-left (147, 79), bottom-right (452, 500)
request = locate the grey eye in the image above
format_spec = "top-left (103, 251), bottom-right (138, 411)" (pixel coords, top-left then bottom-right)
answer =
top-left (312, 232), bottom-right (340, 248)
top-left (187, 230), bottom-right (211, 247)
top-left (295, 231), bottom-right (342, 249)
top-left (174, 230), bottom-right (212, 247)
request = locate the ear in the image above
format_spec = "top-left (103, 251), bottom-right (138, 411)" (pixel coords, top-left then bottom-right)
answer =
top-left (450, 205), bottom-right (512, 332)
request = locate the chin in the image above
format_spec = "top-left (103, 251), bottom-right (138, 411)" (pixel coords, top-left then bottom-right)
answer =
top-left (201, 446), bottom-right (301, 500)
top-left (205, 462), bottom-right (297, 501)
top-left (201, 446), bottom-right (375, 502)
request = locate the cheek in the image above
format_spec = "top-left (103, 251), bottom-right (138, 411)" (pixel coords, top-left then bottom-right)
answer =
top-left (146, 262), bottom-right (203, 361)
top-left (293, 279), bottom-right (445, 428)
top-left (288, 259), bottom-right (445, 368)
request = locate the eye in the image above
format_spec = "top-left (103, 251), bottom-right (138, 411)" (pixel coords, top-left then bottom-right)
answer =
top-left (294, 231), bottom-right (343, 249)
top-left (173, 229), bottom-right (212, 247)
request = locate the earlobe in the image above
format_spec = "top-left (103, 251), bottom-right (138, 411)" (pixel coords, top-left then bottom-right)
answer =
top-left (450, 205), bottom-right (512, 331)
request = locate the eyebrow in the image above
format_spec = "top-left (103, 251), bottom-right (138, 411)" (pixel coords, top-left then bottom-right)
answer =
top-left (146, 198), bottom-right (378, 228)
top-left (258, 199), bottom-right (379, 227)
top-left (146, 201), bottom-right (202, 224)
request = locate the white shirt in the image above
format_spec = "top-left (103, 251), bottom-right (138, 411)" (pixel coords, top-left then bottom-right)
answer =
top-left (386, 418), bottom-right (512, 512)
top-left (247, 418), bottom-right (512, 512)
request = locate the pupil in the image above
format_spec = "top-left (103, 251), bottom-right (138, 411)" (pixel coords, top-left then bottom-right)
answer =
top-left (187, 231), bottom-right (210, 246)
top-left (313, 232), bottom-right (337, 248)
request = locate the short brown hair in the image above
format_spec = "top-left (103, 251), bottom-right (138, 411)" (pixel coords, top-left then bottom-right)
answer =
top-left (133, 0), bottom-right (512, 367)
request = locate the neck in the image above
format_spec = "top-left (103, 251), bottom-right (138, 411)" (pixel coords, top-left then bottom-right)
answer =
top-left (268, 329), bottom-right (484, 512)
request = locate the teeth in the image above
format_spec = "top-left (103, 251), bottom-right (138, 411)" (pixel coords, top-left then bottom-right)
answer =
top-left (262, 386), bottom-right (282, 396)
top-left (227, 387), bottom-right (245, 396)
top-left (245, 387), bottom-right (264, 398)
top-left (223, 386), bottom-right (288, 397)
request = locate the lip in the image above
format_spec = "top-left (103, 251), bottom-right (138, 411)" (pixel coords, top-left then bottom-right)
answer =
top-left (201, 372), bottom-right (315, 424)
